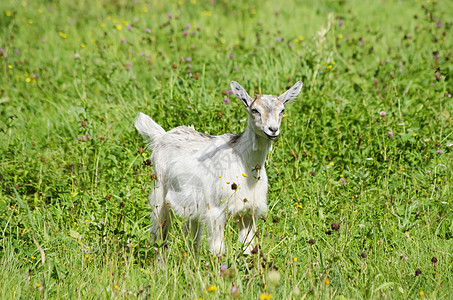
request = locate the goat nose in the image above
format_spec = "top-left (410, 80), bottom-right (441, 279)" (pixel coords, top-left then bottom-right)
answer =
top-left (268, 127), bottom-right (278, 134)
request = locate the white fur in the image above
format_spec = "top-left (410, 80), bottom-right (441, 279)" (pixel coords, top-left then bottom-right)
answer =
top-left (135, 81), bottom-right (302, 255)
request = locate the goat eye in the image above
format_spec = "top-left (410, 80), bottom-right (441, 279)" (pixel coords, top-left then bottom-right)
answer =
top-left (251, 109), bottom-right (260, 114)
top-left (280, 109), bottom-right (285, 115)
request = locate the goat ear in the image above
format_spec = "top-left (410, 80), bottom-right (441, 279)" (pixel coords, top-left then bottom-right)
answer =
top-left (278, 81), bottom-right (303, 104)
top-left (231, 81), bottom-right (253, 107)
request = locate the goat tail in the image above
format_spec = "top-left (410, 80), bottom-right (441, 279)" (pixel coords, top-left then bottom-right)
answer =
top-left (135, 112), bottom-right (165, 149)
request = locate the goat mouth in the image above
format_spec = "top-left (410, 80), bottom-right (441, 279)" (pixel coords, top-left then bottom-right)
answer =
top-left (264, 132), bottom-right (279, 141)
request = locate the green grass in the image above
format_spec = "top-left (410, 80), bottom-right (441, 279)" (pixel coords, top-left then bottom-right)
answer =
top-left (1, 0), bottom-right (452, 298)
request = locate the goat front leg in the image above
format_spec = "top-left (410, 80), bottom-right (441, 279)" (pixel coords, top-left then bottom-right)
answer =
top-left (238, 213), bottom-right (257, 255)
top-left (206, 209), bottom-right (226, 256)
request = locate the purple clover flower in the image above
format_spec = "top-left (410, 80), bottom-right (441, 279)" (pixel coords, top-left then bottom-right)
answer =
top-left (127, 25), bottom-right (133, 30)
top-left (436, 149), bottom-right (444, 154)
top-left (74, 53), bottom-right (80, 58)
top-left (436, 19), bottom-right (442, 28)
top-left (145, 28), bottom-right (151, 33)
top-left (275, 37), bottom-right (281, 42)
top-left (185, 57), bottom-right (192, 62)
top-left (379, 111), bottom-right (386, 117)
top-left (223, 97), bottom-right (230, 104)
top-left (387, 131), bottom-right (393, 138)
top-left (226, 89), bottom-right (233, 95)
top-left (339, 20), bottom-right (344, 26)
top-left (168, 13), bottom-right (173, 19)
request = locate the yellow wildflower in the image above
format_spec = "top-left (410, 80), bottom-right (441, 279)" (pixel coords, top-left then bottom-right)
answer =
top-left (116, 24), bottom-right (122, 30)
top-left (205, 285), bottom-right (217, 292)
top-left (259, 294), bottom-right (272, 300)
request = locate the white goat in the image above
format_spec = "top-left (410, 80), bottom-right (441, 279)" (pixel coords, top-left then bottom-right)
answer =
top-left (135, 81), bottom-right (303, 255)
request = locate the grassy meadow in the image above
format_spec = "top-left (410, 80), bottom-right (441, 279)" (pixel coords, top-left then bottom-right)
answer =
top-left (1, 0), bottom-right (452, 298)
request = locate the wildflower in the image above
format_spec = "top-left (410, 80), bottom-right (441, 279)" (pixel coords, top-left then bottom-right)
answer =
top-left (186, 23), bottom-right (191, 29)
top-left (220, 264), bottom-right (227, 274)
top-left (268, 270), bottom-right (281, 287)
top-left (8, 65), bottom-right (12, 69)
top-left (36, 283), bottom-right (40, 288)
top-left (59, 32), bottom-right (67, 39)
top-left (26, 78), bottom-right (31, 82)
top-left (338, 34), bottom-right (343, 39)
top-left (387, 131), bottom-right (393, 138)
top-left (379, 111), bottom-right (386, 116)
top-left (145, 28), bottom-right (151, 33)
top-left (436, 19), bottom-right (442, 28)
top-left (412, 133), bottom-right (417, 137)
top-left (415, 269), bottom-right (422, 276)
top-left (331, 222), bottom-right (340, 231)
top-left (293, 257), bottom-right (297, 262)
top-left (275, 37), bottom-right (281, 42)
top-left (231, 285), bottom-right (240, 298)
top-left (185, 57), bottom-right (192, 62)
top-left (259, 293), bottom-right (272, 299)
top-left (226, 89), bottom-right (233, 95)
top-left (242, 173), bottom-right (248, 177)
top-left (127, 25), bottom-right (133, 30)
top-left (74, 53), bottom-right (80, 58)
top-left (183, 30), bottom-right (189, 36)
top-left (223, 97), bottom-right (230, 104)
top-left (114, 285), bottom-right (119, 290)
top-left (386, 59), bottom-right (390, 63)
top-left (229, 53), bottom-right (234, 59)
top-left (168, 13), bottom-right (173, 19)
top-left (420, 290), bottom-right (424, 297)
top-left (205, 285), bottom-right (217, 292)
top-left (325, 280), bottom-right (330, 285)
top-left (437, 149), bottom-right (444, 154)
top-left (116, 24), bottom-right (122, 30)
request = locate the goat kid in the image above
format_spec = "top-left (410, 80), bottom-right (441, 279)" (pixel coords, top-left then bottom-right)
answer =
top-left (135, 81), bottom-right (303, 255)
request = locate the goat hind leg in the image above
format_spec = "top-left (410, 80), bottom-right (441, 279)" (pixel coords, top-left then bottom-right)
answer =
top-left (149, 186), bottom-right (171, 242)
top-left (206, 209), bottom-right (226, 255)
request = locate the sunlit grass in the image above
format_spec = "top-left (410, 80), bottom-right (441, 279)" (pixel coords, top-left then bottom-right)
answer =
top-left (0, 0), bottom-right (452, 298)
